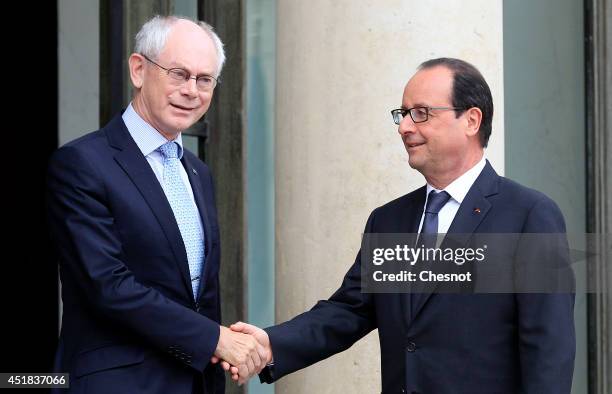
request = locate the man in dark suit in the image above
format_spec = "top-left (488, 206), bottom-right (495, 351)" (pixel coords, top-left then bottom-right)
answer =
top-left (227, 58), bottom-right (575, 392)
top-left (47, 16), bottom-right (266, 394)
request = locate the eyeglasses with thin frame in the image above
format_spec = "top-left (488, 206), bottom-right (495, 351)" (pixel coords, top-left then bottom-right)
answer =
top-left (390, 106), bottom-right (466, 125)
top-left (141, 54), bottom-right (219, 92)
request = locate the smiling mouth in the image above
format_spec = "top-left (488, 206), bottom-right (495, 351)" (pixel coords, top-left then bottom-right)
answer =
top-left (171, 103), bottom-right (195, 111)
top-left (406, 142), bottom-right (425, 148)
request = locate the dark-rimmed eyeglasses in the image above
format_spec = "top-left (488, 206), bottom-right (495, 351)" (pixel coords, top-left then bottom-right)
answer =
top-left (141, 54), bottom-right (219, 92)
top-left (390, 106), bottom-right (466, 125)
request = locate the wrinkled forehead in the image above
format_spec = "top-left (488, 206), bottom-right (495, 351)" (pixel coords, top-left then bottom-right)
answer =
top-left (402, 66), bottom-right (454, 107)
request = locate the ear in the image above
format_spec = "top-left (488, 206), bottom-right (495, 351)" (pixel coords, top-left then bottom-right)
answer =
top-left (128, 53), bottom-right (146, 89)
top-left (464, 107), bottom-right (482, 138)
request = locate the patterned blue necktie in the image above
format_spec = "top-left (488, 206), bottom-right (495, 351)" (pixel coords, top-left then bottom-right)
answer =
top-left (158, 141), bottom-right (205, 298)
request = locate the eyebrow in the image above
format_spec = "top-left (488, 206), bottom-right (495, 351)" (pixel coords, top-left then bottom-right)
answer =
top-left (167, 61), bottom-right (215, 78)
top-left (401, 102), bottom-right (429, 109)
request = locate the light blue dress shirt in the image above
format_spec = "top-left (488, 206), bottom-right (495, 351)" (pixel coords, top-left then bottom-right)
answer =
top-left (122, 103), bottom-right (205, 249)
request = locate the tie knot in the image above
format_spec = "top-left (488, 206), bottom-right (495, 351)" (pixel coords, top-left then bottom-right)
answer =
top-left (425, 190), bottom-right (451, 214)
top-left (158, 141), bottom-right (179, 159)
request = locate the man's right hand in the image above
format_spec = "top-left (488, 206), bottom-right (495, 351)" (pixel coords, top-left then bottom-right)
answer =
top-left (214, 325), bottom-right (268, 385)
top-left (212, 322), bottom-right (273, 384)
top-left (226, 322), bottom-right (273, 383)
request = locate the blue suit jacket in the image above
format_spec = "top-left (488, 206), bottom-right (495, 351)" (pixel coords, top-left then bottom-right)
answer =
top-left (46, 113), bottom-right (224, 394)
top-left (262, 161), bottom-right (575, 393)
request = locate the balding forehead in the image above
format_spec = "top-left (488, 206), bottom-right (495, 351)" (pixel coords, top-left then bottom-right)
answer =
top-left (402, 66), bottom-right (454, 106)
top-left (168, 19), bottom-right (209, 38)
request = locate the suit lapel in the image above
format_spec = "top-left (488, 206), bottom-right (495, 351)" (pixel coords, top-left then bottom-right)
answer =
top-left (446, 161), bottom-right (499, 235)
top-left (104, 115), bottom-right (195, 300)
top-left (409, 161), bottom-right (500, 319)
top-left (181, 154), bottom-right (214, 301)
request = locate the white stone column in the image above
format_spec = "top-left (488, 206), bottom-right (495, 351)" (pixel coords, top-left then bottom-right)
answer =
top-left (275, 1), bottom-right (504, 392)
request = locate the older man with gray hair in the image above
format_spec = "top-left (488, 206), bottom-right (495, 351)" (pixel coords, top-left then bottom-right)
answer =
top-left (47, 15), bottom-right (266, 394)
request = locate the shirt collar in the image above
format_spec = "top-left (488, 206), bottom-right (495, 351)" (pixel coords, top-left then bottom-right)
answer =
top-left (122, 103), bottom-right (184, 159)
top-left (426, 155), bottom-right (487, 204)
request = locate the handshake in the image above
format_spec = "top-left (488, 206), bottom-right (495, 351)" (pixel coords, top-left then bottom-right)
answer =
top-left (212, 322), bottom-right (272, 385)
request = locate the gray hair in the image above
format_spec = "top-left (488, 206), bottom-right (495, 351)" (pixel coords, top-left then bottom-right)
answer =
top-left (134, 15), bottom-right (226, 77)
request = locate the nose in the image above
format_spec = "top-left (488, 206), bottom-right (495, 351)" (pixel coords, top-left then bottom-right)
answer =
top-left (398, 113), bottom-right (416, 136)
top-left (180, 77), bottom-right (199, 97)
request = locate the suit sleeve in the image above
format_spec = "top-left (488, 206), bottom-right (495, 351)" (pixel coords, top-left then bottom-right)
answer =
top-left (515, 197), bottom-right (576, 393)
top-left (46, 146), bottom-right (219, 372)
top-left (261, 210), bottom-right (379, 382)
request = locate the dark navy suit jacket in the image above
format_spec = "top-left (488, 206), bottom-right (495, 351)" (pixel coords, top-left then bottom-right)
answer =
top-left (262, 161), bottom-right (575, 393)
top-left (46, 113), bottom-right (224, 394)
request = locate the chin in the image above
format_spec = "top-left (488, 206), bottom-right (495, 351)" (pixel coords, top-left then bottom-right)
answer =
top-left (407, 156), bottom-right (422, 170)
top-left (171, 119), bottom-right (196, 132)
top-left (176, 121), bottom-right (193, 130)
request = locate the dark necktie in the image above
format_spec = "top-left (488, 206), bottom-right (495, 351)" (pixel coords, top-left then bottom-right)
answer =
top-left (420, 190), bottom-right (451, 244)
top-left (412, 190), bottom-right (451, 310)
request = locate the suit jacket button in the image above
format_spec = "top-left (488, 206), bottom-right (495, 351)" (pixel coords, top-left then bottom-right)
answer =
top-left (406, 342), bottom-right (416, 352)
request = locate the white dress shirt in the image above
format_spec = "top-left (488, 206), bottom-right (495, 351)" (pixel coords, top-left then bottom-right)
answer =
top-left (417, 155), bottom-right (487, 234)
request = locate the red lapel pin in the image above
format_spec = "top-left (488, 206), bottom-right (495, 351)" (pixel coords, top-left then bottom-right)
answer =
top-left (473, 207), bottom-right (481, 214)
